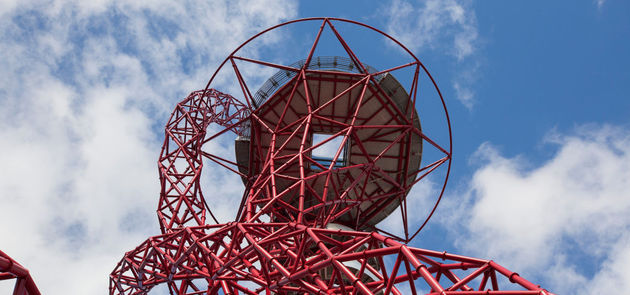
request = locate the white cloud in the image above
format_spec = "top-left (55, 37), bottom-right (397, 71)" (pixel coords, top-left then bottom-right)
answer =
top-left (0, 0), bottom-right (297, 293)
top-left (595, 0), bottom-right (606, 9)
top-left (384, 0), bottom-right (480, 108)
top-left (453, 78), bottom-right (474, 109)
top-left (441, 125), bottom-right (630, 294)
top-left (385, 0), bottom-right (478, 61)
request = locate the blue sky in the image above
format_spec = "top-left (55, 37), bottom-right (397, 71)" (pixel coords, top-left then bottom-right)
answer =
top-left (0, 0), bottom-right (629, 294)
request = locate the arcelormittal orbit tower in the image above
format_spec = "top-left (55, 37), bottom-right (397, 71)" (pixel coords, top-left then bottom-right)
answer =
top-left (110, 18), bottom-right (555, 295)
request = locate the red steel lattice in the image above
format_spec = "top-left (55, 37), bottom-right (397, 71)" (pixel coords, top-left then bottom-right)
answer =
top-left (0, 250), bottom-right (40, 295)
top-left (110, 18), bottom-right (554, 295)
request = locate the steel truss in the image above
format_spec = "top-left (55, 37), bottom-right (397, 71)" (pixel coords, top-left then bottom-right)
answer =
top-left (112, 222), bottom-right (552, 294)
top-left (0, 250), bottom-right (40, 295)
top-left (110, 18), bottom-right (554, 295)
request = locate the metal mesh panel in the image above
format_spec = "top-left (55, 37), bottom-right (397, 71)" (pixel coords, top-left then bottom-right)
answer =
top-left (253, 56), bottom-right (383, 107)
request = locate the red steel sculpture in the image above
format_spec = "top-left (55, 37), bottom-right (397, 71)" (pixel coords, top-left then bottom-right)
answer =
top-left (0, 250), bottom-right (40, 295)
top-left (110, 18), bottom-right (554, 294)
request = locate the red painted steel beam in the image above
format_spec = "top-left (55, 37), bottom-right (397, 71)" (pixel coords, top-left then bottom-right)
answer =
top-left (109, 17), bottom-right (554, 295)
top-left (0, 250), bottom-right (40, 295)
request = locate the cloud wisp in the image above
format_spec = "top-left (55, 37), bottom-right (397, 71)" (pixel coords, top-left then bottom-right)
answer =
top-left (0, 1), bottom-right (296, 293)
top-left (384, 0), bottom-right (480, 109)
top-left (441, 125), bottom-right (630, 294)
top-left (595, 0), bottom-right (606, 9)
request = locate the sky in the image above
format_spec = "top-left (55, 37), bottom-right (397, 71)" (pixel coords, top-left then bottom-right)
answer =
top-left (0, 0), bottom-right (629, 294)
